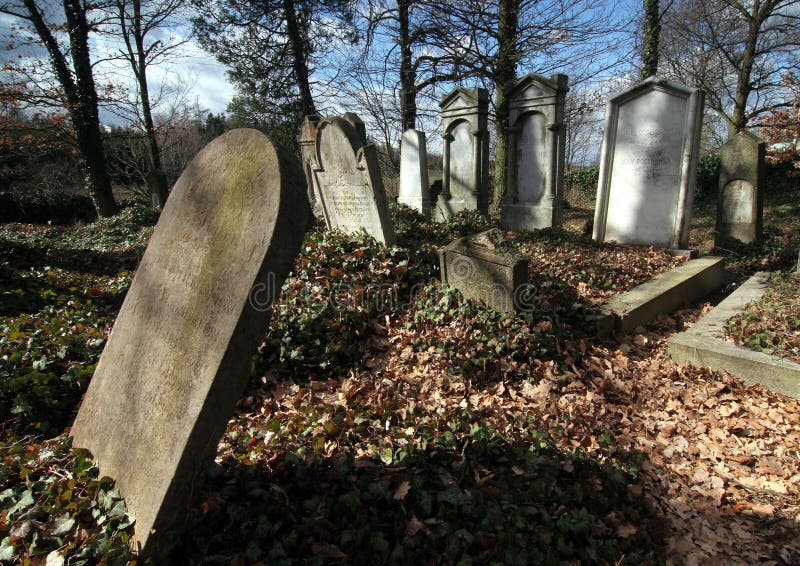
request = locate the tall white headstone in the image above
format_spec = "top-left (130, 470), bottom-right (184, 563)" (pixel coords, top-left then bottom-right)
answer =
top-left (501, 73), bottom-right (568, 231)
top-left (398, 129), bottom-right (431, 217)
top-left (593, 78), bottom-right (704, 250)
top-left (437, 87), bottom-right (490, 220)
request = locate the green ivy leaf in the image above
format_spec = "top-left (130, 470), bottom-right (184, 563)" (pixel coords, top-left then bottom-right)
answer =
top-left (7, 489), bottom-right (34, 519)
top-left (0, 537), bottom-right (16, 560)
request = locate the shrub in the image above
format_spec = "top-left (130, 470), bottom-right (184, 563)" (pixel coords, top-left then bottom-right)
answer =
top-left (0, 191), bottom-right (96, 225)
top-left (695, 153), bottom-right (721, 200)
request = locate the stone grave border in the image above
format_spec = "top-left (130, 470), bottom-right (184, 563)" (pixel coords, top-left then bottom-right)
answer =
top-left (668, 272), bottom-right (800, 399)
top-left (594, 257), bottom-right (727, 337)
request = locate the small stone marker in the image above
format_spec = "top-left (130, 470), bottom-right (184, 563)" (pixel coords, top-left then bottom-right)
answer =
top-left (71, 129), bottom-right (308, 557)
top-left (398, 129), bottom-right (431, 217)
top-left (312, 114), bottom-right (395, 245)
top-left (439, 229), bottom-right (529, 312)
top-left (716, 131), bottom-right (764, 245)
top-left (298, 115), bottom-right (324, 221)
top-left (502, 73), bottom-right (568, 231)
top-left (437, 87), bottom-right (490, 220)
top-left (593, 77), bottom-right (705, 250)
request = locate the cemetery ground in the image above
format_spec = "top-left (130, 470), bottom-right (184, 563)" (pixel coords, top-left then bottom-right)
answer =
top-left (0, 189), bottom-right (799, 565)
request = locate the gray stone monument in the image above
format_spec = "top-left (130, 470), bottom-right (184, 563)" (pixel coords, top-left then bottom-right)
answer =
top-left (71, 129), bottom-right (308, 558)
top-left (312, 114), bottom-right (395, 245)
top-left (439, 229), bottom-right (529, 313)
top-left (716, 130), bottom-right (764, 245)
top-left (437, 87), bottom-right (490, 220)
top-left (298, 115), bottom-right (324, 221)
top-left (501, 73), bottom-right (568, 231)
top-left (398, 129), bottom-right (431, 217)
top-left (593, 77), bottom-right (705, 250)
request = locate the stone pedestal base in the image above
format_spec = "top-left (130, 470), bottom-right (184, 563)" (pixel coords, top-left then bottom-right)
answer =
top-left (398, 196), bottom-right (431, 218)
top-left (500, 203), bottom-right (560, 231)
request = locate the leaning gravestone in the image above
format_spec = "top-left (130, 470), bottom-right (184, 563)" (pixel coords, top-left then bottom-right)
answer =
top-left (398, 129), bottom-right (431, 217)
top-left (501, 73), bottom-right (568, 231)
top-left (716, 130), bottom-right (764, 245)
top-left (437, 87), bottom-right (490, 220)
top-left (593, 77), bottom-right (704, 251)
top-left (312, 114), bottom-right (395, 245)
top-left (298, 115), bottom-right (324, 221)
top-left (71, 129), bottom-right (308, 558)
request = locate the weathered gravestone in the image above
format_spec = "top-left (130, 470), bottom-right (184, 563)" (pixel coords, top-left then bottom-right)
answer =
top-left (593, 78), bottom-right (705, 251)
top-left (71, 129), bottom-right (308, 557)
top-left (398, 129), bottom-right (431, 217)
top-left (437, 87), bottom-right (490, 220)
top-left (298, 115), bottom-right (324, 220)
top-left (312, 114), bottom-right (395, 245)
top-left (716, 130), bottom-right (764, 245)
top-left (439, 229), bottom-right (529, 313)
top-left (501, 73), bottom-right (568, 231)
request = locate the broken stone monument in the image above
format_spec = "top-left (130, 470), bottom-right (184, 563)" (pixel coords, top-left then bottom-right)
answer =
top-left (437, 87), bottom-right (490, 220)
top-left (398, 129), bottom-right (431, 217)
top-left (593, 77), bottom-right (705, 251)
top-left (298, 115), bottom-right (324, 221)
top-left (439, 229), bottom-right (529, 312)
top-left (716, 130), bottom-right (764, 245)
top-left (71, 129), bottom-right (308, 558)
top-left (312, 114), bottom-right (395, 245)
top-left (501, 73), bottom-right (568, 231)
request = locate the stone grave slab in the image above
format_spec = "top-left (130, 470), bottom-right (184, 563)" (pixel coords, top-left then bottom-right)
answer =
top-left (716, 131), bottom-right (764, 244)
top-left (439, 229), bottom-right (528, 312)
top-left (437, 87), bottom-right (490, 220)
top-left (398, 129), bottom-right (431, 217)
top-left (312, 114), bottom-right (395, 245)
top-left (593, 77), bottom-right (704, 250)
top-left (70, 129), bottom-right (308, 557)
top-left (501, 73), bottom-right (568, 231)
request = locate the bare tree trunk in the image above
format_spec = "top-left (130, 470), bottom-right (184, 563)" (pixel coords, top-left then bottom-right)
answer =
top-left (731, 8), bottom-right (758, 135)
top-left (492, 0), bottom-right (519, 213)
top-left (642, 0), bottom-right (660, 78)
top-left (283, 0), bottom-right (317, 116)
top-left (131, 0), bottom-right (169, 207)
top-left (23, 0), bottom-right (118, 217)
top-left (398, 0), bottom-right (417, 131)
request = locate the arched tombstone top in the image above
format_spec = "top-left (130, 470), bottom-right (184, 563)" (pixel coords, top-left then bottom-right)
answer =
top-left (70, 129), bottom-right (308, 558)
top-left (719, 130), bottom-right (765, 188)
top-left (312, 115), bottom-right (395, 245)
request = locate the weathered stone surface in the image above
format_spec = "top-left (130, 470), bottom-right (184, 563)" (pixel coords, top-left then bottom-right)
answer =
top-left (437, 87), bottom-right (490, 220)
top-left (593, 77), bottom-right (704, 250)
top-left (501, 73), bottom-right (568, 231)
top-left (603, 256), bottom-right (726, 334)
top-left (716, 131), bottom-right (764, 244)
top-left (298, 115), bottom-right (324, 221)
top-left (439, 229), bottom-right (529, 312)
top-left (70, 129), bottom-right (308, 557)
top-left (398, 129), bottom-right (431, 217)
top-left (311, 114), bottom-right (395, 245)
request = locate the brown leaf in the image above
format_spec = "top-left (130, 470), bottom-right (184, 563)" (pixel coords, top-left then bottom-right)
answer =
top-left (394, 480), bottom-right (411, 500)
